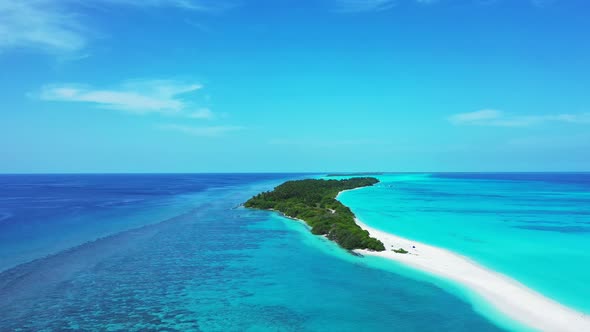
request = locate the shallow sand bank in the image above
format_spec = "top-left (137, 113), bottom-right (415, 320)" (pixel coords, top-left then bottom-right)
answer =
top-left (352, 218), bottom-right (590, 332)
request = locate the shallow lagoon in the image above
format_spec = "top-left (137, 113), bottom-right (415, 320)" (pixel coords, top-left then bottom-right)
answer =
top-left (338, 173), bottom-right (590, 314)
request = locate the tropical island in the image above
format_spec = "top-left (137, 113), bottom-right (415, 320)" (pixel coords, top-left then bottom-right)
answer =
top-left (244, 177), bottom-right (385, 251)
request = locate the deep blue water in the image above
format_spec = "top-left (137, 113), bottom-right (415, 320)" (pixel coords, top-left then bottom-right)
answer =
top-left (0, 174), bottom-right (295, 271)
top-left (0, 174), bottom-right (504, 331)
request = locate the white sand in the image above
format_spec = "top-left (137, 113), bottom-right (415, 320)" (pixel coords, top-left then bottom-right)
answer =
top-left (353, 218), bottom-right (590, 332)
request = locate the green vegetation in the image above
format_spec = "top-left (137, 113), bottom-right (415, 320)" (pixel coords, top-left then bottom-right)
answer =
top-left (393, 248), bottom-right (409, 254)
top-left (244, 177), bottom-right (385, 251)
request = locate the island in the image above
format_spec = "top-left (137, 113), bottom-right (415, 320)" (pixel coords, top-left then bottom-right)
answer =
top-left (244, 177), bottom-right (385, 251)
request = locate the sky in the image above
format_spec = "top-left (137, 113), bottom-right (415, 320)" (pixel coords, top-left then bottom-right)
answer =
top-left (0, 0), bottom-right (589, 173)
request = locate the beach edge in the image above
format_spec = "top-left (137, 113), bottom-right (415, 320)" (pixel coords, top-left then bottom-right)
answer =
top-left (336, 189), bottom-right (590, 332)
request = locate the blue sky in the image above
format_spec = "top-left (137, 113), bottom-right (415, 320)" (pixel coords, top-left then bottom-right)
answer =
top-left (1, 0), bottom-right (589, 172)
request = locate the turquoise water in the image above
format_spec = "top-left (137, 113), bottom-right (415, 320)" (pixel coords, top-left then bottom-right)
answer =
top-left (0, 174), bottom-right (507, 331)
top-left (336, 173), bottom-right (590, 315)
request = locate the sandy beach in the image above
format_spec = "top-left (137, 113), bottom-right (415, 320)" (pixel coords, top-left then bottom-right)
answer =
top-left (352, 217), bottom-right (590, 332)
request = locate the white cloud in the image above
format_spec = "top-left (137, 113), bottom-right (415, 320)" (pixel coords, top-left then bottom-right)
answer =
top-left (0, 0), bottom-right (227, 53)
top-left (449, 109), bottom-right (502, 124)
top-left (101, 0), bottom-right (231, 11)
top-left (39, 80), bottom-right (240, 135)
top-left (39, 79), bottom-right (204, 115)
top-left (0, 1), bottom-right (85, 52)
top-left (269, 138), bottom-right (380, 147)
top-left (187, 108), bottom-right (214, 119)
top-left (160, 124), bottom-right (242, 137)
top-left (449, 109), bottom-right (590, 127)
top-left (332, 0), bottom-right (558, 12)
top-left (333, 0), bottom-right (442, 12)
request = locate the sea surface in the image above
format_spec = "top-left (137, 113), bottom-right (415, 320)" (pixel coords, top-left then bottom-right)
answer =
top-left (0, 174), bottom-right (507, 331)
top-left (337, 173), bottom-right (590, 315)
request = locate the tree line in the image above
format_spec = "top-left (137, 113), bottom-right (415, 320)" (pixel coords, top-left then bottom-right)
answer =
top-left (244, 177), bottom-right (385, 251)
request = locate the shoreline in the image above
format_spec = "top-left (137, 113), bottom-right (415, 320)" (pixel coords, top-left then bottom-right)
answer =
top-left (337, 188), bottom-right (590, 331)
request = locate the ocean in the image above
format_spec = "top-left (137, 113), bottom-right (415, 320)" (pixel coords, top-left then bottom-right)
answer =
top-left (2, 173), bottom-right (585, 331)
top-left (337, 173), bottom-right (590, 316)
top-left (0, 174), bottom-right (508, 331)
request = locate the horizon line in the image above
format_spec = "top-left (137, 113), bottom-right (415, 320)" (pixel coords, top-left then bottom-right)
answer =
top-left (1, 171), bottom-right (590, 175)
